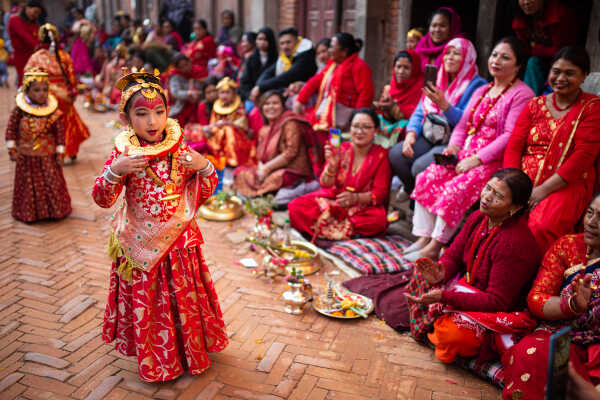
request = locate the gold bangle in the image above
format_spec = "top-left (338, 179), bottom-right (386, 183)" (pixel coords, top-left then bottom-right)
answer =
top-left (568, 296), bottom-right (582, 315)
top-left (324, 168), bottom-right (336, 177)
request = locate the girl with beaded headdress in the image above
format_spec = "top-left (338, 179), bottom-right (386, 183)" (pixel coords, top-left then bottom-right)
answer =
top-left (201, 76), bottom-right (255, 167)
top-left (25, 23), bottom-right (91, 164)
top-left (5, 67), bottom-right (72, 222)
top-left (91, 68), bottom-right (228, 382)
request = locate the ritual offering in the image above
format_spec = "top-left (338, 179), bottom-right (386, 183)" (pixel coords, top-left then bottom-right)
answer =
top-left (313, 275), bottom-right (373, 319)
top-left (246, 238), bottom-right (322, 276)
top-left (281, 266), bottom-right (310, 314)
top-left (198, 190), bottom-right (244, 221)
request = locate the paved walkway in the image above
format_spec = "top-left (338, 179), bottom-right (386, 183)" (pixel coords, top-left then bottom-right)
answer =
top-left (0, 73), bottom-right (500, 399)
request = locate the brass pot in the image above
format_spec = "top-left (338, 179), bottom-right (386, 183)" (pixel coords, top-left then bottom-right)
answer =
top-left (284, 240), bottom-right (322, 276)
top-left (198, 196), bottom-right (244, 221)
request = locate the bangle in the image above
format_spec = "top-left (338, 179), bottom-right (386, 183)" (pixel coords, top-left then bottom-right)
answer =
top-left (56, 145), bottom-right (65, 154)
top-left (324, 167), bottom-right (336, 177)
top-left (103, 169), bottom-right (121, 185)
top-left (568, 296), bottom-right (583, 316)
top-left (559, 293), bottom-right (581, 318)
top-left (6, 140), bottom-right (16, 150)
top-left (198, 160), bottom-right (214, 177)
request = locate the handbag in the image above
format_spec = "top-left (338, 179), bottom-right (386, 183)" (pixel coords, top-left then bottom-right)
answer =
top-left (422, 113), bottom-right (451, 145)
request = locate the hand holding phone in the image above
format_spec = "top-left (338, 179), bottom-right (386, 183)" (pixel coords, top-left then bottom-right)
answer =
top-left (329, 128), bottom-right (341, 148)
top-left (424, 64), bottom-right (438, 88)
top-left (434, 153), bottom-right (458, 167)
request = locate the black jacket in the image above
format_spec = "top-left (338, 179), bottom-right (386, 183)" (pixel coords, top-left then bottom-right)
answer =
top-left (256, 48), bottom-right (317, 92)
top-left (239, 52), bottom-right (276, 100)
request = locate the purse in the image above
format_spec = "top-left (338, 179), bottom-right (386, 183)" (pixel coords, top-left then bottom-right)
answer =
top-left (422, 113), bottom-right (451, 145)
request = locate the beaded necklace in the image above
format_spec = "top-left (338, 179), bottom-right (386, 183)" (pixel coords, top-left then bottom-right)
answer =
top-left (465, 216), bottom-right (503, 284)
top-left (551, 91), bottom-right (580, 112)
top-left (466, 78), bottom-right (517, 135)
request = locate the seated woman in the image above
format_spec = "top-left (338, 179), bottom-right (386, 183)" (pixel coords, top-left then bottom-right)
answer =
top-left (203, 77), bottom-right (255, 167)
top-left (168, 53), bottom-right (205, 127)
top-left (234, 91), bottom-right (313, 197)
top-left (183, 19), bottom-right (217, 71)
top-left (238, 27), bottom-right (277, 102)
top-left (503, 46), bottom-right (600, 254)
top-left (513, 0), bottom-right (578, 95)
top-left (315, 38), bottom-right (331, 73)
top-left (501, 193), bottom-right (600, 400)
top-left (373, 50), bottom-right (424, 149)
top-left (388, 38), bottom-right (486, 199)
top-left (405, 169), bottom-right (541, 362)
top-left (288, 108), bottom-right (390, 241)
top-left (415, 7), bottom-right (465, 71)
top-left (293, 32), bottom-right (374, 133)
top-left (406, 37), bottom-right (534, 261)
top-left (182, 76), bottom-right (219, 152)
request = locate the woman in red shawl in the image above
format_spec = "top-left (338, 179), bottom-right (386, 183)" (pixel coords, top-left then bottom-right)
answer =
top-left (161, 19), bottom-right (183, 52)
top-left (8, 1), bottom-right (41, 86)
top-left (503, 46), bottom-right (600, 253)
top-left (234, 91), bottom-right (313, 197)
top-left (289, 108), bottom-right (390, 241)
top-left (373, 50), bottom-right (424, 148)
top-left (168, 53), bottom-right (207, 127)
top-left (183, 19), bottom-right (217, 71)
top-left (501, 193), bottom-right (600, 400)
top-left (415, 7), bottom-right (465, 72)
top-left (25, 24), bottom-right (91, 162)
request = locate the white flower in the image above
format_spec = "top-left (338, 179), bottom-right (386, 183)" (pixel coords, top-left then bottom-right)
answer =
top-left (150, 203), bottom-right (162, 215)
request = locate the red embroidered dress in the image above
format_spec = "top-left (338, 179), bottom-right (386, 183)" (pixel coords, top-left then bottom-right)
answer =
top-left (92, 119), bottom-right (228, 382)
top-left (6, 93), bottom-right (71, 222)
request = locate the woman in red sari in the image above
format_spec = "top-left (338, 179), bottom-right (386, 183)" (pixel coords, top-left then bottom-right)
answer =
top-left (405, 169), bottom-right (541, 363)
top-left (504, 46), bottom-right (600, 253)
top-left (289, 108), bottom-right (390, 241)
top-left (501, 193), bottom-right (600, 400)
top-left (183, 19), bottom-right (217, 71)
top-left (234, 91), bottom-right (313, 197)
top-left (7, 1), bottom-right (41, 86)
top-left (25, 24), bottom-right (91, 162)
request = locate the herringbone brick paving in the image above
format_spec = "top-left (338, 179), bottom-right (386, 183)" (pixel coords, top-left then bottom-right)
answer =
top-left (0, 69), bottom-right (500, 399)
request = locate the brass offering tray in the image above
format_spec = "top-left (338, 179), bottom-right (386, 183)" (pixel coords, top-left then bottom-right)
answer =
top-left (198, 195), bottom-right (244, 221)
top-left (312, 283), bottom-right (373, 319)
top-left (283, 240), bottom-right (322, 276)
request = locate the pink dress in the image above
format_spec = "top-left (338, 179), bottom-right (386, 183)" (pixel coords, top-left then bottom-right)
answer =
top-left (411, 81), bottom-right (534, 228)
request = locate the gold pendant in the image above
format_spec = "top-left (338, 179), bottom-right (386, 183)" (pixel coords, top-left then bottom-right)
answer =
top-left (467, 128), bottom-right (476, 135)
top-left (33, 141), bottom-right (42, 151)
top-left (161, 182), bottom-right (180, 202)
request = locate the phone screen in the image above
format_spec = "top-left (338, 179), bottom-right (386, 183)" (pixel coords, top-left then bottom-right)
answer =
top-left (424, 64), bottom-right (438, 88)
top-left (329, 128), bottom-right (341, 148)
top-left (545, 326), bottom-right (571, 400)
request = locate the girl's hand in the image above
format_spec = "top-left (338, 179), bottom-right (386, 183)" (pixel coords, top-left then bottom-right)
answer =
top-left (402, 132), bottom-right (417, 158)
top-left (528, 186), bottom-right (549, 209)
top-left (404, 288), bottom-right (443, 305)
top-left (177, 148), bottom-right (208, 171)
top-left (336, 191), bottom-right (358, 208)
top-left (324, 144), bottom-right (340, 167)
top-left (443, 144), bottom-right (460, 156)
top-left (111, 154), bottom-right (148, 176)
top-left (256, 166), bottom-right (267, 184)
top-left (455, 156), bottom-right (481, 174)
top-left (572, 273), bottom-right (593, 314)
top-left (415, 257), bottom-right (444, 285)
top-left (8, 151), bottom-right (17, 162)
top-left (423, 83), bottom-right (450, 111)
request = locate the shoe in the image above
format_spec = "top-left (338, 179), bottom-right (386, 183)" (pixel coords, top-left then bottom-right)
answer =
top-left (403, 241), bottom-right (426, 254)
top-left (403, 251), bottom-right (423, 262)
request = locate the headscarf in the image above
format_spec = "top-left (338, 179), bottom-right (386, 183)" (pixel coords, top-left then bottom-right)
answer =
top-left (388, 49), bottom-right (424, 117)
top-left (421, 38), bottom-right (478, 116)
top-left (415, 7), bottom-right (465, 71)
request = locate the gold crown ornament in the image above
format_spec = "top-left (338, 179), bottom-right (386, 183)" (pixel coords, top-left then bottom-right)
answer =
top-left (216, 76), bottom-right (238, 91)
top-left (22, 67), bottom-right (50, 91)
top-left (17, 68), bottom-right (58, 117)
top-left (116, 67), bottom-right (166, 112)
top-left (39, 23), bottom-right (59, 43)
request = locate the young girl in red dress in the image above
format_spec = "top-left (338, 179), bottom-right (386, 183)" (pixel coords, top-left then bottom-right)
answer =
top-left (92, 69), bottom-right (228, 382)
top-left (6, 67), bottom-right (71, 222)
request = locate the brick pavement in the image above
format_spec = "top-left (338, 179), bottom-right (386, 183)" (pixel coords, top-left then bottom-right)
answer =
top-left (0, 69), bottom-right (500, 399)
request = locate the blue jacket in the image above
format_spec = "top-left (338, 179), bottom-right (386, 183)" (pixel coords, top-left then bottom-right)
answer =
top-left (406, 75), bottom-right (487, 136)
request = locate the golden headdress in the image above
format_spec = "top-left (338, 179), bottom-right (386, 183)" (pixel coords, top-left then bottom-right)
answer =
top-left (116, 67), bottom-right (166, 112)
top-left (39, 23), bottom-right (59, 43)
top-left (407, 28), bottom-right (423, 40)
top-left (216, 76), bottom-right (237, 91)
top-left (23, 67), bottom-right (49, 91)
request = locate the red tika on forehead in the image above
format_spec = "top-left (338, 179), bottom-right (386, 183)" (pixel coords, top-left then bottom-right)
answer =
top-left (132, 91), bottom-right (165, 110)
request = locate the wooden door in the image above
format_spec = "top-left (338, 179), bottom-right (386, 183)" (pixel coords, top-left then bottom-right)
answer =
top-left (340, 0), bottom-right (356, 34)
top-left (304, 0), bottom-right (335, 42)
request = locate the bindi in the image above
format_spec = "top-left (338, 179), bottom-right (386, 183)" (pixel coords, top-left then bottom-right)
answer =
top-left (132, 93), bottom-right (165, 110)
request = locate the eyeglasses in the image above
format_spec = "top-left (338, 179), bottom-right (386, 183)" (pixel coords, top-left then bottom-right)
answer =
top-left (350, 124), bottom-right (375, 131)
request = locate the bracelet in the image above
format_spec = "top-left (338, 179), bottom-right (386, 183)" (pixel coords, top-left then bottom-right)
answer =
top-left (198, 160), bottom-right (214, 177)
top-left (559, 293), bottom-right (581, 318)
top-left (568, 296), bottom-right (584, 316)
top-left (324, 167), bottom-right (336, 177)
top-left (107, 165), bottom-right (123, 179)
top-left (103, 169), bottom-right (121, 185)
top-left (6, 140), bottom-right (16, 150)
top-left (56, 145), bottom-right (65, 154)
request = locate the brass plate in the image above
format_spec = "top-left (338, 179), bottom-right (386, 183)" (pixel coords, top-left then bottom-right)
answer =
top-left (198, 196), bottom-right (244, 221)
top-left (312, 283), bottom-right (374, 319)
top-left (284, 240), bottom-right (322, 276)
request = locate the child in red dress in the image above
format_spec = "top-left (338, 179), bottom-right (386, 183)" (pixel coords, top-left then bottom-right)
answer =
top-left (92, 69), bottom-right (228, 382)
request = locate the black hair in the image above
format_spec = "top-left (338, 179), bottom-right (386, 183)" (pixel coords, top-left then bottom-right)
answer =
top-left (129, 49), bottom-right (145, 61)
top-left (333, 32), bottom-right (360, 55)
top-left (258, 89), bottom-right (286, 124)
top-left (394, 51), bottom-right (412, 65)
top-left (550, 46), bottom-right (590, 76)
top-left (354, 38), bottom-right (363, 51)
top-left (494, 36), bottom-right (528, 72)
top-left (133, 18), bottom-right (142, 27)
top-left (278, 27), bottom-right (298, 38)
top-left (221, 9), bottom-right (235, 24)
top-left (122, 76), bottom-right (167, 114)
top-left (316, 38), bottom-right (331, 49)
top-left (255, 27), bottom-right (278, 65)
top-left (349, 107), bottom-right (380, 130)
top-left (429, 8), bottom-right (452, 27)
top-left (171, 52), bottom-right (189, 67)
top-left (202, 75), bottom-right (220, 95)
top-left (491, 168), bottom-right (533, 210)
top-left (122, 14), bottom-right (131, 22)
top-left (195, 19), bottom-right (208, 31)
top-left (242, 31), bottom-right (257, 47)
top-left (71, 7), bottom-right (83, 16)
top-left (20, 0), bottom-right (43, 19)
top-left (160, 18), bottom-right (175, 28)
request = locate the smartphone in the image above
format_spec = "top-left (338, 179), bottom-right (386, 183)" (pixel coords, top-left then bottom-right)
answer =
top-left (434, 153), bottom-right (458, 167)
top-left (545, 326), bottom-right (571, 400)
top-left (424, 64), bottom-right (438, 88)
top-left (329, 128), bottom-right (341, 148)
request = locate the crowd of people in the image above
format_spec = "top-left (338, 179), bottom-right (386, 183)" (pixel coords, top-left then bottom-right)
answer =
top-left (3, 0), bottom-right (600, 398)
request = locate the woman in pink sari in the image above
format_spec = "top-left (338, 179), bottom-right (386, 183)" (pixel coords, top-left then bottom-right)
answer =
top-left (405, 37), bottom-right (535, 261)
top-left (415, 7), bottom-right (465, 72)
top-left (289, 108), bottom-right (391, 241)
